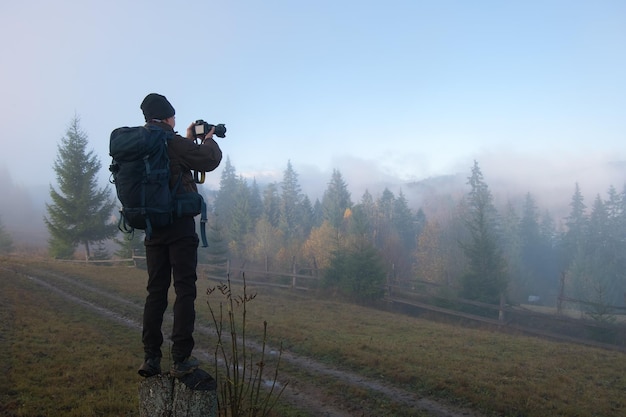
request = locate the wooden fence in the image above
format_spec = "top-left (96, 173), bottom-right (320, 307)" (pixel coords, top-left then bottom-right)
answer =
top-left (58, 257), bottom-right (626, 351)
top-left (386, 280), bottom-right (626, 352)
top-left (198, 260), bottom-right (319, 291)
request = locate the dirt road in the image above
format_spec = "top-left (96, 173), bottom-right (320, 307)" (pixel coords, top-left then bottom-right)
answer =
top-left (16, 267), bottom-right (482, 417)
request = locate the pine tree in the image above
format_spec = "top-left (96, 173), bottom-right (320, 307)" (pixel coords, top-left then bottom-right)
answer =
top-left (213, 157), bottom-right (238, 231)
top-left (0, 216), bottom-right (13, 254)
top-left (44, 117), bottom-right (117, 259)
top-left (279, 161), bottom-right (304, 242)
top-left (300, 195), bottom-right (315, 238)
top-left (312, 198), bottom-right (324, 228)
top-left (374, 188), bottom-right (396, 249)
top-left (460, 161), bottom-right (508, 303)
top-left (249, 179), bottom-right (263, 226)
top-left (358, 189), bottom-right (376, 243)
top-left (114, 231), bottom-right (145, 259)
top-left (324, 240), bottom-right (386, 302)
top-left (392, 190), bottom-right (418, 250)
top-left (204, 217), bottom-right (229, 276)
top-left (583, 193), bottom-right (623, 311)
top-left (262, 182), bottom-right (281, 228)
top-left (562, 183), bottom-right (588, 267)
top-left (229, 176), bottom-right (252, 254)
top-left (519, 193), bottom-right (542, 297)
top-left (348, 204), bottom-right (372, 241)
top-left (321, 169), bottom-right (352, 230)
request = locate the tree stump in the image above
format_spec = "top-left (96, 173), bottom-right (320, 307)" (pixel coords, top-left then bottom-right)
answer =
top-left (139, 369), bottom-right (217, 417)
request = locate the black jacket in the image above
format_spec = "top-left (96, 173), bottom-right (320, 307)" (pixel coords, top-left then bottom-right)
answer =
top-left (146, 121), bottom-right (222, 193)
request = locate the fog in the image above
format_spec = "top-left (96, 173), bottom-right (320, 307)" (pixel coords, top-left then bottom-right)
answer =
top-left (2, 149), bottom-right (625, 248)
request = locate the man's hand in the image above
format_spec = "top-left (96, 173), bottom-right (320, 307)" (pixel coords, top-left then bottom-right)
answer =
top-left (202, 126), bottom-right (215, 143)
top-left (186, 122), bottom-right (215, 142)
top-left (185, 122), bottom-right (197, 140)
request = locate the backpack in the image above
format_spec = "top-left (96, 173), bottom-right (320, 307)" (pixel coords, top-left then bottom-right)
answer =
top-left (109, 125), bottom-right (208, 246)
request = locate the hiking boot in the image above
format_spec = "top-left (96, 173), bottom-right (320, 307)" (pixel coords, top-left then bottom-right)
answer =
top-left (170, 356), bottom-right (200, 378)
top-left (138, 357), bottom-right (161, 378)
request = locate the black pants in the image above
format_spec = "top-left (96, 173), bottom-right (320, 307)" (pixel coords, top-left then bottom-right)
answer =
top-left (142, 216), bottom-right (199, 362)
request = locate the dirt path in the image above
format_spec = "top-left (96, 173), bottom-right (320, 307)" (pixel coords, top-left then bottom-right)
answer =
top-left (15, 267), bottom-right (483, 417)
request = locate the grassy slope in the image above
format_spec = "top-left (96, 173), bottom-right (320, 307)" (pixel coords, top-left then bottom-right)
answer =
top-left (1, 258), bottom-right (625, 417)
top-left (0, 266), bottom-right (141, 416)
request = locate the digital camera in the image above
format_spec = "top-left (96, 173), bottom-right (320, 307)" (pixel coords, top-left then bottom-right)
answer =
top-left (193, 120), bottom-right (227, 138)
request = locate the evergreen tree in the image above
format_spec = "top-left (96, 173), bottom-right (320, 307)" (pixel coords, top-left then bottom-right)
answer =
top-left (519, 193), bottom-right (544, 297)
top-left (300, 195), bottom-right (315, 238)
top-left (537, 209), bottom-right (561, 296)
top-left (414, 207), bottom-right (426, 240)
top-left (377, 188), bottom-right (395, 220)
top-left (359, 189), bottom-right (376, 243)
top-left (213, 157), bottom-right (238, 231)
top-left (114, 231), bottom-right (145, 259)
top-left (44, 117), bottom-right (117, 259)
top-left (321, 169), bottom-right (352, 230)
top-left (500, 200), bottom-right (523, 301)
top-left (582, 193), bottom-right (623, 311)
top-left (262, 182), bottom-right (281, 228)
top-left (324, 240), bottom-right (386, 302)
top-left (606, 186), bottom-right (626, 306)
top-left (0, 216), bottom-right (13, 254)
top-left (348, 204), bottom-right (372, 240)
top-left (460, 161), bottom-right (508, 303)
top-left (249, 179), bottom-right (263, 226)
top-left (205, 217), bottom-right (229, 276)
top-left (278, 161), bottom-right (304, 242)
top-left (392, 190), bottom-right (418, 250)
top-left (374, 188), bottom-right (396, 249)
top-left (229, 176), bottom-right (252, 255)
top-left (562, 183), bottom-right (588, 268)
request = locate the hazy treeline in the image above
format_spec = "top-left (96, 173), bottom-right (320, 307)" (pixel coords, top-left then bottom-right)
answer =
top-left (4, 116), bottom-right (625, 311)
top-left (203, 157), bottom-right (626, 310)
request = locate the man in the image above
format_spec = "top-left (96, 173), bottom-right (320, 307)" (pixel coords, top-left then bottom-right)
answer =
top-left (137, 93), bottom-right (222, 378)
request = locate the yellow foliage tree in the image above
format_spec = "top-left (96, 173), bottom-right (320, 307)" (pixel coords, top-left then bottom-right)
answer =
top-left (415, 220), bottom-right (446, 284)
top-left (302, 220), bottom-right (340, 271)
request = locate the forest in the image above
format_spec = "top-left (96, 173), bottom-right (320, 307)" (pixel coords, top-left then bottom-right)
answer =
top-left (6, 118), bottom-right (626, 317)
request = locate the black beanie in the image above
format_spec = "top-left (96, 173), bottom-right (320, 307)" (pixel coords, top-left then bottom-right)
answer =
top-left (140, 93), bottom-right (175, 120)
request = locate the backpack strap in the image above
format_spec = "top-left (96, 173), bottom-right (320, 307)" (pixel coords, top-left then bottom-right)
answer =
top-left (199, 199), bottom-right (208, 248)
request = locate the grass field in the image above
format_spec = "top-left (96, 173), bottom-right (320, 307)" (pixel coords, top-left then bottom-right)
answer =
top-left (1, 257), bottom-right (625, 417)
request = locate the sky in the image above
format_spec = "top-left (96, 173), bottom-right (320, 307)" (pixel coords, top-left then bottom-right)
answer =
top-left (1, 0), bottom-right (625, 204)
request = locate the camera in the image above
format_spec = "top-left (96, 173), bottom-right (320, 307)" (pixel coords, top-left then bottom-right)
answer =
top-left (193, 120), bottom-right (227, 138)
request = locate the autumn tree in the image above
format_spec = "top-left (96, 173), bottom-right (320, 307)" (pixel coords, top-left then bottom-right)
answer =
top-left (302, 220), bottom-right (339, 272)
top-left (44, 117), bottom-right (117, 259)
top-left (415, 220), bottom-right (445, 284)
top-left (245, 218), bottom-right (283, 271)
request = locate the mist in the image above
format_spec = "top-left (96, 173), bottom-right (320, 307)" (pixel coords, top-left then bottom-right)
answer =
top-left (3, 148), bottom-right (626, 250)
